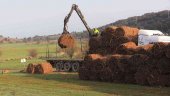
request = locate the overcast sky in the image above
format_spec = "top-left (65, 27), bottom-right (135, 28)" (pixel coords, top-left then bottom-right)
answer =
top-left (0, 0), bottom-right (170, 38)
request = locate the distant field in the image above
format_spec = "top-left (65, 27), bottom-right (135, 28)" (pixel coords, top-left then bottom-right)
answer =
top-left (0, 43), bottom-right (56, 70)
top-left (0, 43), bottom-right (56, 60)
top-left (0, 40), bottom-right (88, 70)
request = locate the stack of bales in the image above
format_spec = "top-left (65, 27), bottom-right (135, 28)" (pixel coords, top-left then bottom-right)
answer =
top-left (88, 26), bottom-right (139, 55)
top-left (135, 43), bottom-right (170, 86)
top-left (26, 62), bottom-right (53, 74)
top-left (79, 26), bottom-right (170, 87)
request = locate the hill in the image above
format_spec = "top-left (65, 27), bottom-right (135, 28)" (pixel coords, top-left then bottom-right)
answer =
top-left (100, 10), bottom-right (170, 35)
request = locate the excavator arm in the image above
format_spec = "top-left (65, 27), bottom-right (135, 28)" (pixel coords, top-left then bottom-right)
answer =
top-left (63, 4), bottom-right (92, 36)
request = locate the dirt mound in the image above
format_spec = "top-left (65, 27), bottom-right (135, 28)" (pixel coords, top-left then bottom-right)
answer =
top-left (58, 33), bottom-right (75, 48)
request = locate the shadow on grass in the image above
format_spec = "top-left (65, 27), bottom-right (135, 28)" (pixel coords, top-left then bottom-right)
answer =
top-left (23, 72), bottom-right (170, 96)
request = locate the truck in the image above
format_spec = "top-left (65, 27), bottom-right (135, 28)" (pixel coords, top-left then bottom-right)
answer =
top-left (138, 29), bottom-right (170, 45)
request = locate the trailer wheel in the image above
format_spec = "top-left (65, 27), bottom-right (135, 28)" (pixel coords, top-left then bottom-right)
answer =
top-left (72, 62), bottom-right (79, 72)
top-left (64, 62), bottom-right (71, 72)
top-left (56, 62), bottom-right (62, 72)
top-left (60, 62), bottom-right (65, 71)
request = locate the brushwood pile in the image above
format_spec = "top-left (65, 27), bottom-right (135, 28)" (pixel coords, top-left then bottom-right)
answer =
top-left (26, 62), bottom-right (53, 74)
top-left (79, 26), bottom-right (170, 87)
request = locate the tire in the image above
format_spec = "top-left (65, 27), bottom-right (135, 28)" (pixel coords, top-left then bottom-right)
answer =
top-left (64, 62), bottom-right (71, 72)
top-left (55, 62), bottom-right (63, 72)
top-left (72, 62), bottom-right (79, 72)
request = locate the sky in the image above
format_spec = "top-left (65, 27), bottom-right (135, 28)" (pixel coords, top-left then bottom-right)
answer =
top-left (0, 0), bottom-right (170, 38)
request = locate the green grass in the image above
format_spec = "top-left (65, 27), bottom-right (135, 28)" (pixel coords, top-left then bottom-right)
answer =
top-left (0, 72), bottom-right (170, 96)
top-left (0, 58), bottom-right (45, 70)
top-left (0, 43), bottom-right (56, 60)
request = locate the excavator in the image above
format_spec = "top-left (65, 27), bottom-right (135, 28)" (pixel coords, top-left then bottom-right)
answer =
top-left (58, 4), bottom-right (98, 49)
top-left (45, 4), bottom-right (97, 72)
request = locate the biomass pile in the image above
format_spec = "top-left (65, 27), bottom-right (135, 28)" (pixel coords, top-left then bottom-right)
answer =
top-left (79, 26), bottom-right (170, 87)
top-left (26, 62), bottom-right (53, 74)
top-left (88, 26), bottom-right (139, 55)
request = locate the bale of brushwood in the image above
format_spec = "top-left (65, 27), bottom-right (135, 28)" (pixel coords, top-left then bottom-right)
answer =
top-left (150, 42), bottom-right (169, 58)
top-left (142, 58), bottom-right (161, 86)
top-left (26, 63), bottom-right (36, 74)
top-left (114, 36), bottom-right (131, 46)
top-left (101, 26), bottom-right (117, 38)
top-left (101, 26), bottom-right (117, 48)
top-left (158, 75), bottom-right (170, 87)
top-left (101, 35), bottom-right (117, 48)
top-left (129, 54), bottom-right (149, 73)
top-left (115, 26), bottom-right (139, 37)
top-left (116, 42), bottom-right (137, 55)
top-left (88, 48), bottom-right (104, 55)
top-left (88, 70), bottom-right (101, 81)
top-left (99, 67), bottom-right (113, 82)
top-left (79, 67), bottom-right (90, 80)
top-left (147, 68), bottom-right (160, 86)
top-left (157, 57), bottom-right (170, 74)
top-left (106, 54), bottom-right (132, 82)
top-left (137, 44), bottom-right (153, 55)
top-left (89, 36), bottom-right (102, 50)
top-left (84, 54), bottom-right (103, 61)
top-left (58, 33), bottom-right (75, 48)
top-left (135, 58), bottom-right (162, 86)
top-left (116, 44), bottom-right (154, 55)
top-left (124, 74), bottom-right (136, 84)
top-left (165, 44), bottom-right (170, 58)
top-left (83, 54), bottom-right (106, 70)
top-left (35, 63), bottom-right (53, 74)
top-left (135, 63), bottom-right (150, 85)
top-left (80, 54), bottom-right (107, 81)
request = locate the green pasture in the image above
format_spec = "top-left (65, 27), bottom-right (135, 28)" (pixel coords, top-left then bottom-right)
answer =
top-left (0, 72), bottom-right (170, 96)
top-left (0, 41), bottom-right (87, 70)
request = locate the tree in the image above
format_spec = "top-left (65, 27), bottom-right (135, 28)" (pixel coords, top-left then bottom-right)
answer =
top-left (28, 49), bottom-right (38, 58)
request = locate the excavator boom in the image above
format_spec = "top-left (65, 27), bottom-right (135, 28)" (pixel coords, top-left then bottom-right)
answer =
top-left (58, 4), bottom-right (93, 49)
top-left (63, 4), bottom-right (92, 36)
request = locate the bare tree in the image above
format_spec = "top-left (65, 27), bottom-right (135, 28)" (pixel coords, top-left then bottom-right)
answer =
top-left (28, 49), bottom-right (38, 58)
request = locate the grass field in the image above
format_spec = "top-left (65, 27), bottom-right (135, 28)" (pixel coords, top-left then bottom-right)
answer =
top-left (0, 72), bottom-right (170, 96)
top-left (0, 43), bottom-right (170, 96)
top-left (0, 42), bottom-right (86, 70)
top-left (0, 43), bottom-right (55, 70)
top-left (0, 43), bottom-right (56, 60)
